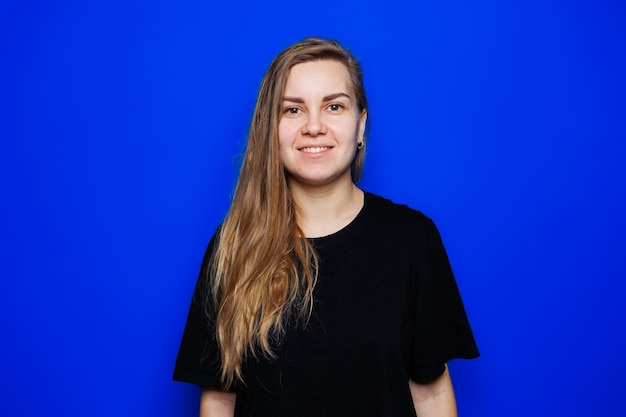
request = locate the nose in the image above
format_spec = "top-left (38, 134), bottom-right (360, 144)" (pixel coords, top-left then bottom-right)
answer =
top-left (302, 111), bottom-right (326, 136)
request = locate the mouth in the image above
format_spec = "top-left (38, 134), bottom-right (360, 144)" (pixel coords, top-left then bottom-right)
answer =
top-left (299, 146), bottom-right (331, 154)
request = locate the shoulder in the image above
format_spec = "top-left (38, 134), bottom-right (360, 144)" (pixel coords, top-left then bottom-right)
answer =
top-left (364, 192), bottom-right (424, 217)
top-left (363, 192), bottom-right (440, 239)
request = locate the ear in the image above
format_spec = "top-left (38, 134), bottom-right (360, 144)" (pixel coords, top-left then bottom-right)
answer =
top-left (358, 109), bottom-right (368, 139)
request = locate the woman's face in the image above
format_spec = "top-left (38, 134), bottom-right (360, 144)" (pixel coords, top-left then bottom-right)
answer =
top-left (278, 59), bottom-right (367, 189)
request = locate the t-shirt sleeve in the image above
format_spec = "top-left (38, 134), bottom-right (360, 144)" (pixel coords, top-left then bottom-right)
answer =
top-left (410, 218), bottom-right (479, 384)
top-left (172, 233), bottom-right (232, 391)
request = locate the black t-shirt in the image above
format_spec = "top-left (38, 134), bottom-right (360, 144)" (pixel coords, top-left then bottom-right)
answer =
top-left (174, 192), bottom-right (479, 416)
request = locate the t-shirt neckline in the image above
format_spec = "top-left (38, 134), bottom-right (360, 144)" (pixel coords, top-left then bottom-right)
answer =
top-left (307, 192), bottom-right (371, 244)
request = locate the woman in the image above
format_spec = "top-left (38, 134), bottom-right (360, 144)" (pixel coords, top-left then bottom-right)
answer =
top-left (174, 37), bottom-right (479, 417)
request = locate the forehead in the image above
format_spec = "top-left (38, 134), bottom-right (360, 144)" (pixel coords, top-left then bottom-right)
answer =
top-left (284, 60), bottom-right (352, 95)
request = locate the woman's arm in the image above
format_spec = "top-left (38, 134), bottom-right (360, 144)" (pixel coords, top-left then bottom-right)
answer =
top-left (199, 388), bottom-right (236, 417)
top-left (409, 364), bottom-right (457, 417)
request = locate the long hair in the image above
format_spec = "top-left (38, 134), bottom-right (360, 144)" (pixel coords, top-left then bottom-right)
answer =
top-left (209, 37), bottom-right (368, 388)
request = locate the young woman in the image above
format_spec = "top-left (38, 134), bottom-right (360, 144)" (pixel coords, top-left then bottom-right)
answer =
top-left (174, 37), bottom-right (479, 417)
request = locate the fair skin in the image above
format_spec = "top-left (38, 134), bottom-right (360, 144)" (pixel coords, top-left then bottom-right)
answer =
top-left (278, 59), bottom-right (367, 237)
top-left (199, 60), bottom-right (458, 417)
top-left (410, 365), bottom-right (458, 417)
top-left (199, 389), bottom-right (234, 417)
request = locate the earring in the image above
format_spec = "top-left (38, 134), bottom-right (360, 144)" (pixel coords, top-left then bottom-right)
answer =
top-left (357, 141), bottom-right (364, 149)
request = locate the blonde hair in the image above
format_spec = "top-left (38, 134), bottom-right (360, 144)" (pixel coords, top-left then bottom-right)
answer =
top-left (209, 37), bottom-right (368, 388)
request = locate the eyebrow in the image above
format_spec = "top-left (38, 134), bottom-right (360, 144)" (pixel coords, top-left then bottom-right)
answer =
top-left (282, 92), bottom-right (352, 103)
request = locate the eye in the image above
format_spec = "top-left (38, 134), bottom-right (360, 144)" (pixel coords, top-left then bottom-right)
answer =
top-left (328, 103), bottom-right (344, 112)
top-left (284, 107), bottom-right (300, 115)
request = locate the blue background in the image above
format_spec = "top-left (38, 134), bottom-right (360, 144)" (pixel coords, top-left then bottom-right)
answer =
top-left (2, 1), bottom-right (625, 416)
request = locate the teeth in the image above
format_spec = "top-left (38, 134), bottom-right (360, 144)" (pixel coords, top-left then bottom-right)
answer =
top-left (301, 147), bottom-right (329, 153)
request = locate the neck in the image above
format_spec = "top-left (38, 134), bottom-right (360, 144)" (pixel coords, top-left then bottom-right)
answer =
top-left (289, 179), bottom-right (364, 238)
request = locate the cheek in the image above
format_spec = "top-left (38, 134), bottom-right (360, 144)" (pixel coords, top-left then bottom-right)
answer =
top-left (277, 123), bottom-right (291, 162)
top-left (343, 122), bottom-right (360, 142)
top-left (278, 120), bottom-right (296, 148)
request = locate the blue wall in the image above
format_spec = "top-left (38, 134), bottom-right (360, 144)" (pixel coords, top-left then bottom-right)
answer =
top-left (2, 1), bottom-right (625, 416)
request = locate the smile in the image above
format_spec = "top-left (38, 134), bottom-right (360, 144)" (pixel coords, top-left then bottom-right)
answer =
top-left (300, 147), bottom-right (331, 153)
